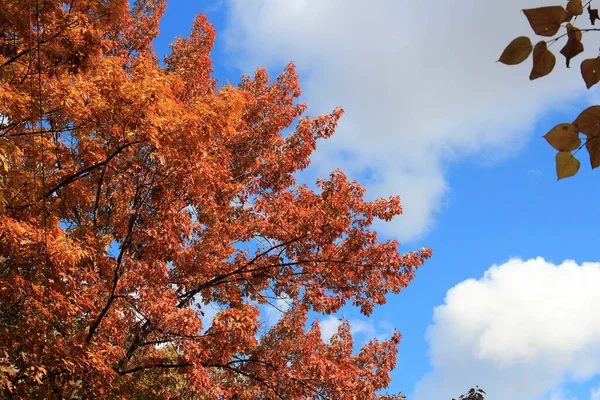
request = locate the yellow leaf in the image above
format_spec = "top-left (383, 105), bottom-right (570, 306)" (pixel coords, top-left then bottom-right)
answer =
top-left (544, 123), bottom-right (581, 151)
top-left (574, 106), bottom-right (600, 136)
top-left (499, 37), bottom-right (533, 65)
top-left (567, 0), bottom-right (584, 16)
top-left (580, 57), bottom-right (600, 89)
top-left (556, 151), bottom-right (580, 179)
top-left (586, 137), bottom-right (600, 169)
top-left (530, 41), bottom-right (556, 80)
top-left (523, 6), bottom-right (568, 36)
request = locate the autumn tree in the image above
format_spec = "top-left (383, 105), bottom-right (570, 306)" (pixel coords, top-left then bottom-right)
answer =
top-left (499, 0), bottom-right (600, 179)
top-left (0, 0), bottom-right (432, 398)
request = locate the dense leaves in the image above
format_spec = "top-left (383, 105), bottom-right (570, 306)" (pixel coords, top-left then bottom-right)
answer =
top-left (500, 1), bottom-right (600, 178)
top-left (0, 0), bottom-right (431, 398)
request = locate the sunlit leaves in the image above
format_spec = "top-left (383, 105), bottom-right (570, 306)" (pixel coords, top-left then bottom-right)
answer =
top-left (499, 36), bottom-right (533, 65)
top-left (530, 41), bottom-right (556, 79)
top-left (523, 6), bottom-right (568, 36)
top-left (0, 1), bottom-right (430, 398)
top-left (541, 106), bottom-right (600, 178)
top-left (544, 123), bottom-right (581, 151)
top-left (556, 151), bottom-right (581, 179)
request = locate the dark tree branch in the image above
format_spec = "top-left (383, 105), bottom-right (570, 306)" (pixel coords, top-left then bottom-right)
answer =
top-left (45, 139), bottom-right (145, 199)
top-left (117, 362), bottom-right (192, 375)
top-left (177, 234), bottom-right (308, 307)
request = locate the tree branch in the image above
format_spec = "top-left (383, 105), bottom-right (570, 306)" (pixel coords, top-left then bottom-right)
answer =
top-left (44, 139), bottom-right (145, 199)
top-left (117, 362), bottom-right (192, 375)
top-left (177, 234), bottom-right (308, 307)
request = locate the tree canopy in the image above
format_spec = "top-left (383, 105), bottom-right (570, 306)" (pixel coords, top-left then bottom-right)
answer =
top-left (0, 0), bottom-right (431, 398)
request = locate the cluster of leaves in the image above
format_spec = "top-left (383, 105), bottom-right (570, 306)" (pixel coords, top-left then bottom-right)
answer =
top-left (0, 0), bottom-right (432, 398)
top-left (452, 386), bottom-right (486, 400)
top-left (499, 0), bottom-right (600, 179)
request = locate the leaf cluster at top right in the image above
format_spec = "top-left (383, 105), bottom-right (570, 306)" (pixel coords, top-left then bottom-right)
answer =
top-left (499, 0), bottom-right (600, 179)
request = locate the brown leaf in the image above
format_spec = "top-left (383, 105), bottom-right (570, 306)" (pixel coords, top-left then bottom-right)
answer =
top-left (556, 151), bottom-right (581, 179)
top-left (560, 26), bottom-right (584, 68)
top-left (563, 11), bottom-right (575, 23)
top-left (560, 39), bottom-right (583, 67)
top-left (530, 41), bottom-right (556, 80)
top-left (499, 37), bottom-right (533, 65)
top-left (523, 6), bottom-right (568, 36)
top-left (589, 6), bottom-right (600, 25)
top-left (581, 57), bottom-right (600, 89)
top-left (574, 106), bottom-right (600, 136)
top-left (567, 0), bottom-right (584, 16)
top-left (586, 137), bottom-right (600, 168)
top-left (566, 23), bottom-right (582, 41)
top-left (544, 123), bottom-right (581, 151)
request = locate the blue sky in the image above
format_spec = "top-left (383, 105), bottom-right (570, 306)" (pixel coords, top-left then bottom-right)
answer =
top-left (154, 1), bottom-right (600, 399)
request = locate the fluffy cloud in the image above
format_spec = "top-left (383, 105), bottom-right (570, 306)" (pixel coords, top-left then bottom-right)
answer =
top-left (223, 0), bottom-right (592, 240)
top-left (318, 315), bottom-right (393, 343)
top-left (412, 258), bottom-right (600, 400)
top-left (319, 315), bottom-right (342, 342)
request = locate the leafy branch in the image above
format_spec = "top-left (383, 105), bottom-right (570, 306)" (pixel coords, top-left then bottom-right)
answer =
top-left (499, 0), bottom-right (600, 178)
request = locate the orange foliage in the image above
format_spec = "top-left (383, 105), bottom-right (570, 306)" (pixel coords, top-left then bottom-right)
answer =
top-left (0, 1), bottom-right (430, 398)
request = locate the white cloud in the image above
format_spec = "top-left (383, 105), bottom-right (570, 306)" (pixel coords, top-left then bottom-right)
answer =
top-left (412, 258), bottom-right (600, 400)
top-left (349, 319), bottom-right (376, 338)
top-left (545, 387), bottom-right (577, 400)
top-left (317, 315), bottom-right (393, 344)
top-left (590, 386), bottom-right (600, 400)
top-left (319, 315), bottom-right (342, 342)
top-left (223, 0), bottom-right (592, 240)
